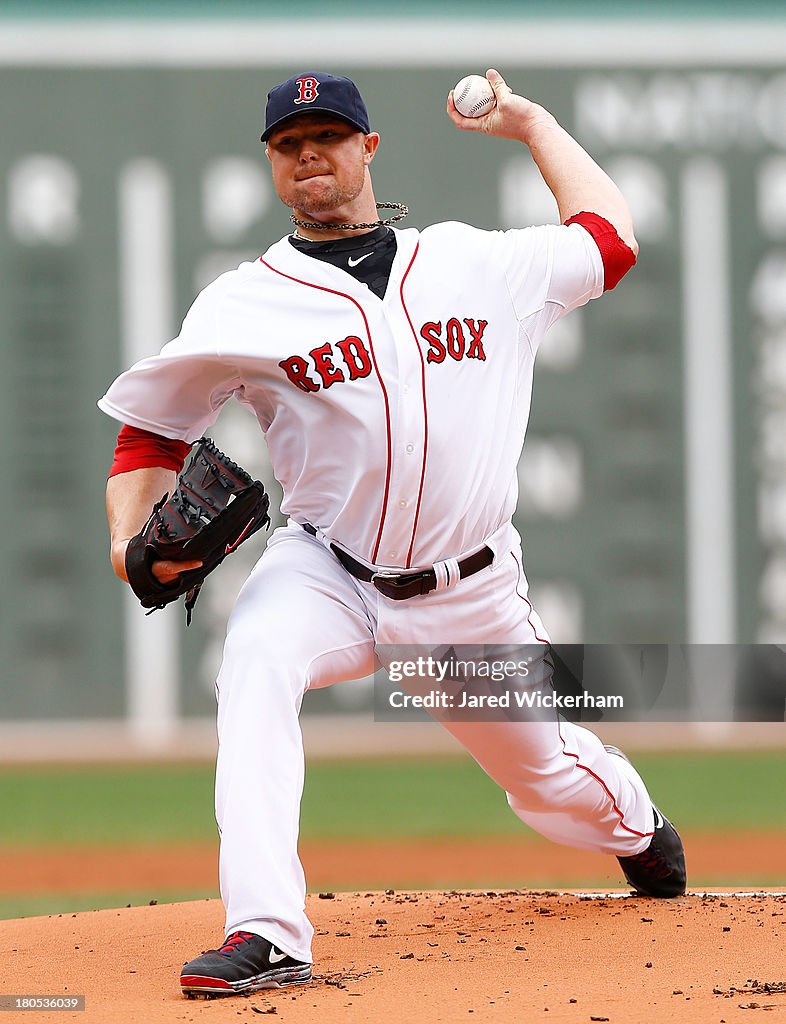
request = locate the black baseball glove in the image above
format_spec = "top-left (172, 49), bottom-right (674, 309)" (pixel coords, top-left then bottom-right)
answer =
top-left (125, 437), bottom-right (270, 623)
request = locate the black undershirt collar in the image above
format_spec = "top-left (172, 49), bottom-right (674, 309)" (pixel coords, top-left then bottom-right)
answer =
top-left (288, 225), bottom-right (397, 300)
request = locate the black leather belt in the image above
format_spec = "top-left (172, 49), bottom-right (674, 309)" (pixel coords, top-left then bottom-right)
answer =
top-left (302, 523), bottom-right (493, 600)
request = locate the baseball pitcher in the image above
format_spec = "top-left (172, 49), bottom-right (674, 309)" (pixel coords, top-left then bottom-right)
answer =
top-left (100, 69), bottom-right (686, 998)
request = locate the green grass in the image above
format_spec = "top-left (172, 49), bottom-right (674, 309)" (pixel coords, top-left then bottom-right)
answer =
top-left (1, 751), bottom-right (784, 919)
top-left (0, 750), bottom-right (784, 847)
top-left (625, 750), bottom-right (786, 832)
top-left (302, 751), bottom-right (786, 836)
top-left (0, 763), bottom-right (216, 846)
top-left (0, 889), bottom-right (217, 921)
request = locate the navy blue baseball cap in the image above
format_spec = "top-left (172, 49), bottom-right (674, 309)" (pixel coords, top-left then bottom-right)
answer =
top-left (261, 71), bottom-right (370, 142)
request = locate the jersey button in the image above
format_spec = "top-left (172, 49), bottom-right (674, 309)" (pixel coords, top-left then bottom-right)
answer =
top-left (406, 443), bottom-right (415, 454)
top-left (399, 499), bottom-right (408, 508)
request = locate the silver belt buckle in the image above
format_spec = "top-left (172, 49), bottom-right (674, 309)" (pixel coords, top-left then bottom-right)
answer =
top-left (371, 570), bottom-right (402, 590)
top-left (370, 568), bottom-right (433, 600)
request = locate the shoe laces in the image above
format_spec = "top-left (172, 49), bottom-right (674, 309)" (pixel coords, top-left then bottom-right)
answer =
top-left (625, 839), bottom-right (673, 880)
top-left (217, 931), bottom-right (256, 957)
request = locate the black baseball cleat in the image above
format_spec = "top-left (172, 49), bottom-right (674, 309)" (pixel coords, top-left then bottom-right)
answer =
top-left (180, 930), bottom-right (312, 998)
top-left (605, 744), bottom-right (687, 898)
top-left (617, 805), bottom-right (687, 897)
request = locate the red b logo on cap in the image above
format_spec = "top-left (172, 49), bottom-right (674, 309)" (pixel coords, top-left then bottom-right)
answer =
top-left (294, 77), bottom-right (319, 104)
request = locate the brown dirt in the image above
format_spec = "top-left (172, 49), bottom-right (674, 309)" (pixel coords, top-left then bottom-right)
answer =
top-left (2, 834), bottom-right (784, 1022)
top-left (2, 830), bottom-right (786, 896)
top-left (3, 890), bottom-right (786, 1023)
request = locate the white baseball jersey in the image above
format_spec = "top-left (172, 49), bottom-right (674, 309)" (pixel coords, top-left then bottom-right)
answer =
top-left (100, 219), bottom-right (660, 962)
top-left (99, 220), bottom-right (602, 570)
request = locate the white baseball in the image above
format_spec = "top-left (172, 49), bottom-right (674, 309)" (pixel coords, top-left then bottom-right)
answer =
top-left (453, 75), bottom-right (496, 118)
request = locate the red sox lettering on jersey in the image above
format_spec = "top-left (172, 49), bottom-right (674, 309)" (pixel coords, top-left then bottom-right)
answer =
top-left (99, 220), bottom-right (603, 569)
top-left (278, 335), bottom-right (372, 393)
top-left (278, 318), bottom-right (488, 393)
top-left (420, 318), bottom-right (487, 364)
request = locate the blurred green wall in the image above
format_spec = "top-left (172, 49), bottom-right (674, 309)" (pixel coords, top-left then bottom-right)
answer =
top-left (0, 15), bottom-right (784, 721)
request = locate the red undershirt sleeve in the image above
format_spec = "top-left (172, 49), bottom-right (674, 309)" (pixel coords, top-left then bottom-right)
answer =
top-left (563, 211), bottom-right (637, 291)
top-left (108, 424), bottom-right (191, 478)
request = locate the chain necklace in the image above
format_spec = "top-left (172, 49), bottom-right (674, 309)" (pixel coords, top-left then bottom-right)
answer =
top-left (290, 201), bottom-right (408, 233)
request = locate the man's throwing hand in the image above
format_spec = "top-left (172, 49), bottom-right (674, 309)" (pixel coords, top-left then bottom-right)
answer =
top-left (447, 68), bottom-right (554, 146)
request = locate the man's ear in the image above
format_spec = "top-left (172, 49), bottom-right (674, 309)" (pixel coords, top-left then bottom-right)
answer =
top-left (363, 132), bottom-right (381, 165)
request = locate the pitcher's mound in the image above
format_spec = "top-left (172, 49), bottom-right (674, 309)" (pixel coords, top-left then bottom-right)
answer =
top-left (3, 889), bottom-right (785, 1023)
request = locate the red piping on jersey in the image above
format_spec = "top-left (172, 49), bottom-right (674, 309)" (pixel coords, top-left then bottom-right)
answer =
top-left (510, 553), bottom-right (550, 644)
top-left (556, 720), bottom-right (654, 839)
top-left (260, 257), bottom-right (393, 563)
top-left (510, 553), bottom-right (653, 841)
top-left (397, 243), bottom-right (428, 569)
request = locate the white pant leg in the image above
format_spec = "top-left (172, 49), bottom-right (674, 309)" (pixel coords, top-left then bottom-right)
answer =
top-left (214, 525), bottom-right (375, 962)
top-left (504, 717), bottom-right (655, 854)
top-left (377, 533), bottom-right (654, 857)
top-left (443, 716), bottom-right (654, 855)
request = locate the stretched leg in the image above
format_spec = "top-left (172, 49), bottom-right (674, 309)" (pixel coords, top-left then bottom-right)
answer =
top-left (447, 715), bottom-right (654, 854)
top-left (378, 538), bottom-right (656, 858)
top-left (213, 525), bottom-right (375, 961)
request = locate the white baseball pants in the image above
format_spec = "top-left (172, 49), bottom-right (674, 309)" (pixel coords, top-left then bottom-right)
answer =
top-left (214, 522), bottom-right (655, 962)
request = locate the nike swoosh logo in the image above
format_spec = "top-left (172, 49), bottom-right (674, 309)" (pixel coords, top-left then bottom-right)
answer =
top-left (269, 947), bottom-right (288, 964)
top-left (224, 517), bottom-right (256, 555)
top-left (348, 252), bottom-right (373, 267)
top-left (653, 807), bottom-right (664, 829)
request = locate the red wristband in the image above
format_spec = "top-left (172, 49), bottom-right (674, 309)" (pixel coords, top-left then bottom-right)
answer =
top-left (564, 211), bottom-right (636, 291)
top-left (109, 424), bottom-right (191, 478)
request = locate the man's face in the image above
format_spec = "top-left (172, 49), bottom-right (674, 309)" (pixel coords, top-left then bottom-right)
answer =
top-left (265, 114), bottom-right (379, 215)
